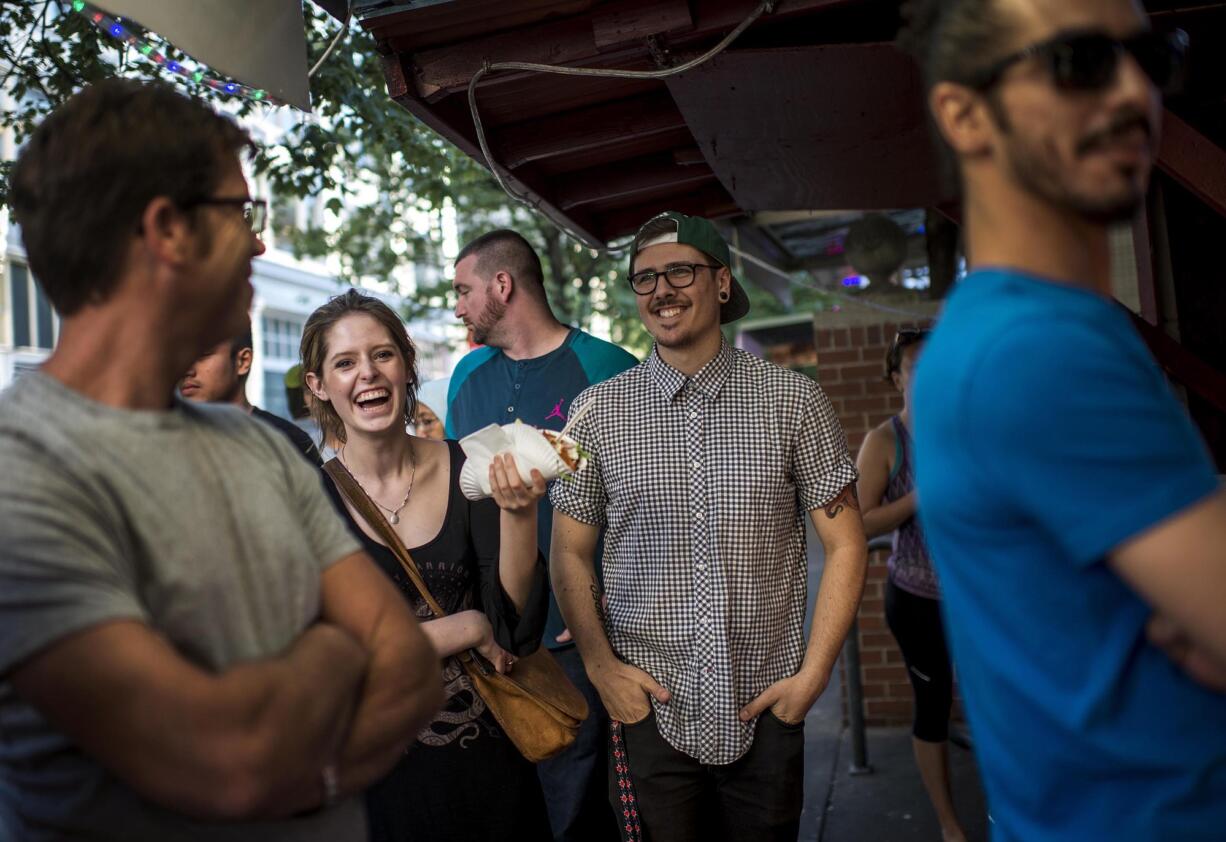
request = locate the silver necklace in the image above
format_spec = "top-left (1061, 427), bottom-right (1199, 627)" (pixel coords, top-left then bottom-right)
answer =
top-left (340, 445), bottom-right (417, 525)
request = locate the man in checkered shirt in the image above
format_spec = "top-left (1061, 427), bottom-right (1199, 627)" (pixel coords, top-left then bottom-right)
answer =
top-left (550, 211), bottom-right (868, 841)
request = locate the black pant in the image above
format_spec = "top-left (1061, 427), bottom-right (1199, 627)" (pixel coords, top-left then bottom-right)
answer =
top-left (884, 578), bottom-right (954, 743)
top-left (613, 710), bottom-right (804, 842)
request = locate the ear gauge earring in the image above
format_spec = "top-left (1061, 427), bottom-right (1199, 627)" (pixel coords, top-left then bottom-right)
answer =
top-left (719, 291), bottom-right (730, 303)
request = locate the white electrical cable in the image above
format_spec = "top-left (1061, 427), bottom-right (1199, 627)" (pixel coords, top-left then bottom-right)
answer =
top-left (465, 0), bottom-right (778, 252)
top-left (309, 1), bottom-right (351, 78)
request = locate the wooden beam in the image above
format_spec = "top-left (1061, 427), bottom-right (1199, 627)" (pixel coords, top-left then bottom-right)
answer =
top-left (672, 146), bottom-right (707, 166)
top-left (1157, 108), bottom-right (1226, 218)
top-left (556, 158), bottom-right (718, 211)
top-left (1131, 201), bottom-right (1160, 325)
top-left (1130, 310), bottom-right (1226, 416)
top-left (409, 0), bottom-right (849, 100)
top-left (365, 1), bottom-right (593, 51)
top-left (597, 184), bottom-right (740, 239)
top-left (537, 127), bottom-right (694, 175)
top-left (491, 91), bottom-right (685, 169)
top-left (380, 54), bottom-right (607, 247)
top-left (457, 74), bottom-right (657, 127)
top-left (413, 16), bottom-right (596, 100)
top-left (592, 0), bottom-right (693, 51)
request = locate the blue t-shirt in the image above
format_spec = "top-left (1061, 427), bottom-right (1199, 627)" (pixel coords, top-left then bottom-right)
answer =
top-left (912, 269), bottom-right (1225, 842)
top-left (447, 328), bottom-right (638, 647)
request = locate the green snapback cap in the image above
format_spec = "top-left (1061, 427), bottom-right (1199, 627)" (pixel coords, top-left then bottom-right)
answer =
top-left (629, 211), bottom-right (750, 324)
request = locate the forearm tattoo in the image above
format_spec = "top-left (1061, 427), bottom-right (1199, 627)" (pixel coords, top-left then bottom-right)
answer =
top-left (591, 579), bottom-right (608, 625)
top-left (824, 483), bottom-right (861, 519)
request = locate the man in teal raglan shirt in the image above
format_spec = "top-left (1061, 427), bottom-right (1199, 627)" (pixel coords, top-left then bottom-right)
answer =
top-left (901, 0), bottom-right (1226, 839)
top-left (448, 229), bottom-right (637, 842)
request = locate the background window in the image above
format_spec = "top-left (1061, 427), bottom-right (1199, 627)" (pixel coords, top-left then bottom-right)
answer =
top-left (9, 263), bottom-right (30, 348)
top-left (263, 369), bottom-right (291, 420)
top-left (262, 316), bottom-right (303, 361)
top-left (8, 262), bottom-right (55, 350)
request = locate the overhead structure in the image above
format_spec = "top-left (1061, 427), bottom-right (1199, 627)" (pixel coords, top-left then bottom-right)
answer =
top-left (353, 0), bottom-right (1226, 465)
top-left (90, 0), bottom-right (313, 109)
top-left (355, 0), bottom-right (951, 247)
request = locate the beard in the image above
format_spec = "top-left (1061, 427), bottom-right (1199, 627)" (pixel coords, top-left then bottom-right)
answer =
top-left (469, 295), bottom-right (507, 346)
top-left (998, 108), bottom-right (1153, 225)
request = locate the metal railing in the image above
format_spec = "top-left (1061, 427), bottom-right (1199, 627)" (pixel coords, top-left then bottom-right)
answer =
top-left (843, 534), bottom-right (894, 775)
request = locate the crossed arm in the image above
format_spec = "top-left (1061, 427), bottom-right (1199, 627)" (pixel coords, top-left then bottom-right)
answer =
top-left (1111, 488), bottom-right (1226, 691)
top-left (10, 550), bottom-right (442, 821)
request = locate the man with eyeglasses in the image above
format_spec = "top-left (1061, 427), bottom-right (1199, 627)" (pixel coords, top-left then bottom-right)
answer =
top-left (0, 79), bottom-right (442, 840)
top-left (550, 211), bottom-right (867, 841)
top-left (900, 1), bottom-right (1226, 839)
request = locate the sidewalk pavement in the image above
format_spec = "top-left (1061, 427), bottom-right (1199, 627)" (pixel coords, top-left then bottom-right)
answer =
top-left (801, 523), bottom-right (990, 841)
top-left (802, 714), bottom-right (991, 841)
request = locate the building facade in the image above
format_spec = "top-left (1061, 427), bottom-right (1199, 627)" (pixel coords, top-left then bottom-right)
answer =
top-left (0, 92), bottom-right (465, 415)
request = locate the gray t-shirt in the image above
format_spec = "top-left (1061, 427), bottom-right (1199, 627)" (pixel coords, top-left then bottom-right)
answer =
top-left (0, 373), bottom-right (364, 841)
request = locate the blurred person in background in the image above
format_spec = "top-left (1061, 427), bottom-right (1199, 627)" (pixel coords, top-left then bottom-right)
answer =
top-left (181, 324), bottom-right (321, 465)
top-left (901, 0), bottom-right (1226, 838)
top-left (856, 329), bottom-right (966, 842)
top-left (414, 377), bottom-right (449, 440)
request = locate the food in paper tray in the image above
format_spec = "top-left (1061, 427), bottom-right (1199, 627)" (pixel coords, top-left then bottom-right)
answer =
top-left (459, 420), bottom-right (589, 501)
top-left (541, 428), bottom-right (586, 473)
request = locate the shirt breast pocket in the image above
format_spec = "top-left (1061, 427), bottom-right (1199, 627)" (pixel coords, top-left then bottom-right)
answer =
top-left (723, 428), bottom-right (789, 512)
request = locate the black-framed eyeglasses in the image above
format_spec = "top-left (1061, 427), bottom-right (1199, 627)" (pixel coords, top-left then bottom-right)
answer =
top-left (628, 262), bottom-right (722, 296)
top-left (184, 197), bottom-right (268, 234)
top-left (967, 28), bottom-right (1188, 95)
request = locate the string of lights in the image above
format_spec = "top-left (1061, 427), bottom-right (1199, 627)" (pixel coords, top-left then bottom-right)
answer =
top-left (69, 0), bottom-right (276, 104)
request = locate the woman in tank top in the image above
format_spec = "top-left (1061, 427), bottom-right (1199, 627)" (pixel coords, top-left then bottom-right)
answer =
top-left (856, 329), bottom-right (966, 842)
top-left (301, 289), bottom-right (552, 842)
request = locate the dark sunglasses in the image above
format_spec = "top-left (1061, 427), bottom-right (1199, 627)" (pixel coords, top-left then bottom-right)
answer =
top-left (969, 28), bottom-right (1188, 94)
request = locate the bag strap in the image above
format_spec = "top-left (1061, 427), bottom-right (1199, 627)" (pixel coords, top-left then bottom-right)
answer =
top-left (324, 457), bottom-right (448, 619)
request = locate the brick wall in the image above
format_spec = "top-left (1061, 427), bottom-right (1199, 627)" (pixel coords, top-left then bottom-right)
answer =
top-left (767, 307), bottom-right (941, 727)
top-left (814, 317), bottom-right (930, 726)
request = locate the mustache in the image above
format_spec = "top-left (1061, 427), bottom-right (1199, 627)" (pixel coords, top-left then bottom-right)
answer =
top-left (649, 294), bottom-right (690, 313)
top-left (1077, 110), bottom-right (1154, 156)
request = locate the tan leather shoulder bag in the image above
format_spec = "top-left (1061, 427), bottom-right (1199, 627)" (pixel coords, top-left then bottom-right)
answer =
top-left (324, 458), bottom-right (588, 763)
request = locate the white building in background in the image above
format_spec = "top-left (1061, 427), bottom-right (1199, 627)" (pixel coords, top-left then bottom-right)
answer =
top-left (0, 91), bottom-right (466, 415)
top-left (0, 227), bottom-right (463, 413)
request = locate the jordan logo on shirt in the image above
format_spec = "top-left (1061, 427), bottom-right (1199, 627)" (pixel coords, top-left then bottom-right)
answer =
top-left (546, 398), bottom-right (567, 423)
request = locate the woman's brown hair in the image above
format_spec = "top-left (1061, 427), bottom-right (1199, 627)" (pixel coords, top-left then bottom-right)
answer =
top-left (301, 288), bottom-right (419, 447)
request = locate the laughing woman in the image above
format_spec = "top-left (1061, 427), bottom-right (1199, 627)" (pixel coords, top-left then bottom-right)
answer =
top-left (302, 289), bottom-right (552, 842)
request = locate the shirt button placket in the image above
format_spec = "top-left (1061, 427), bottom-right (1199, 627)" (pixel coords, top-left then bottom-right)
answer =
top-left (686, 388), bottom-right (717, 736)
top-left (506, 362), bottom-right (523, 420)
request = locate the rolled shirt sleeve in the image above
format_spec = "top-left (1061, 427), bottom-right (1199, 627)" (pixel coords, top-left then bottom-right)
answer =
top-left (793, 380), bottom-right (859, 511)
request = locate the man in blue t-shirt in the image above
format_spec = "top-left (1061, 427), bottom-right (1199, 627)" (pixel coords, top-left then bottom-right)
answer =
top-left (448, 229), bottom-right (637, 842)
top-left (900, 1), bottom-right (1226, 840)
